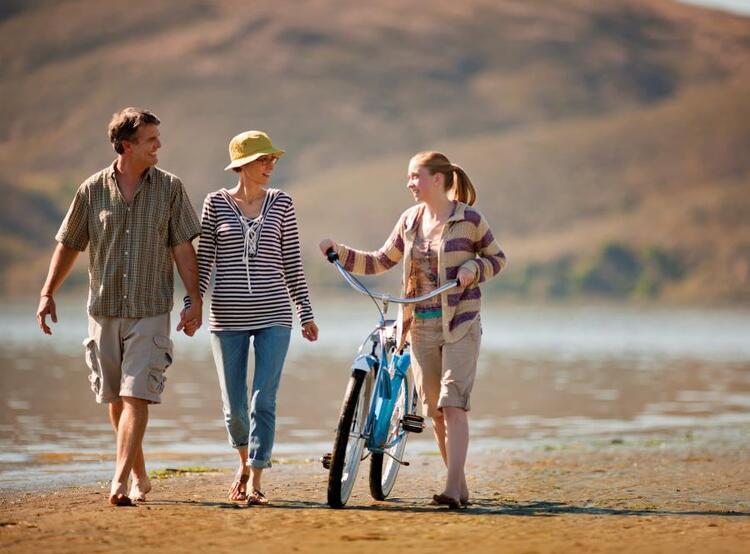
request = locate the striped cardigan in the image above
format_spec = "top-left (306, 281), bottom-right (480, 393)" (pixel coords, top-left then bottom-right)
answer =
top-left (336, 202), bottom-right (506, 348)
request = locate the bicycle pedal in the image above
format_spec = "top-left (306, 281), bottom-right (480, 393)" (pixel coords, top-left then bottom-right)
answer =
top-left (320, 452), bottom-right (332, 470)
top-left (402, 415), bottom-right (425, 433)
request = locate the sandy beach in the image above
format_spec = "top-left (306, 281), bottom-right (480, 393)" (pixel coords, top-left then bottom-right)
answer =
top-left (2, 430), bottom-right (748, 554)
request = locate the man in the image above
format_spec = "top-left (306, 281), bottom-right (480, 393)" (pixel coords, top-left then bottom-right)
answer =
top-left (36, 107), bottom-right (202, 506)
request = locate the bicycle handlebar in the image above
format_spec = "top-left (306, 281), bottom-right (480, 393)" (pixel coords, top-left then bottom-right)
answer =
top-left (326, 248), bottom-right (340, 263)
top-left (325, 247), bottom-right (459, 304)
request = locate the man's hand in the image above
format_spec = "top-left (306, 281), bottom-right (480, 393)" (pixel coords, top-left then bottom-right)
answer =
top-left (37, 295), bottom-right (58, 335)
top-left (301, 321), bottom-right (319, 342)
top-left (36, 243), bottom-right (80, 336)
top-left (457, 266), bottom-right (475, 288)
top-left (177, 301), bottom-right (202, 336)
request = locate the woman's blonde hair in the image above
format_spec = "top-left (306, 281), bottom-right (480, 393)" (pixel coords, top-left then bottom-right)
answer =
top-left (411, 151), bottom-right (477, 206)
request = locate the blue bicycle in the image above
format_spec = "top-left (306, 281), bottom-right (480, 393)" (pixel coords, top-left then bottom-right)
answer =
top-left (322, 249), bottom-right (458, 508)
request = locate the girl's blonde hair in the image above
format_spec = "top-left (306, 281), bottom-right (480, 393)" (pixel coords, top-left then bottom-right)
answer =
top-left (411, 151), bottom-right (477, 206)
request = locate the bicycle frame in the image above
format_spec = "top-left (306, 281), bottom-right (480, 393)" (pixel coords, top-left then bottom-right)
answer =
top-left (324, 248), bottom-right (459, 506)
top-left (330, 251), bottom-right (458, 458)
top-left (353, 323), bottom-right (408, 455)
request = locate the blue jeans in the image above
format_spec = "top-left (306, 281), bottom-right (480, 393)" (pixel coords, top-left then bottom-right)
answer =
top-left (210, 326), bottom-right (291, 468)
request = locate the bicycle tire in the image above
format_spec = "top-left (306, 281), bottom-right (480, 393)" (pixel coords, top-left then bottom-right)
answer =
top-left (327, 369), bottom-right (369, 508)
top-left (369, 379), bottom-right (416, 500)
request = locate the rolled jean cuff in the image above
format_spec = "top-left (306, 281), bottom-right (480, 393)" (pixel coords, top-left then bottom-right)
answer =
top-left (248, 458), bottom-right (272, 469)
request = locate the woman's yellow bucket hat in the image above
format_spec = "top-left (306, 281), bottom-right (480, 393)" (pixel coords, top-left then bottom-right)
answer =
top-left (224, 130), bottom-right (285, 171)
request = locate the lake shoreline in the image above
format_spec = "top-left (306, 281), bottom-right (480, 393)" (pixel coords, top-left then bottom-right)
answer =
top-left (1, 437), bottom-right (748, 553)
top-left (2, 424), bottom-right (747, 495)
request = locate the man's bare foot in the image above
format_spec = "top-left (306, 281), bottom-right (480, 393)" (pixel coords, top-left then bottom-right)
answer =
top-left (109, 493), bottom-right (133, 506)
top-left (129, 478), bottom-right (152, 502)
top-left (109, 482), bottom-right (133, 506)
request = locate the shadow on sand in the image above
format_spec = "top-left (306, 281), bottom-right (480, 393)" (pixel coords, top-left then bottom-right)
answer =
top-left (144, 496), bottom-right (750, 517)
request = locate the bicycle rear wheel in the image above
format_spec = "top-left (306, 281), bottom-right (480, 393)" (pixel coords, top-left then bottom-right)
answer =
top-left (369, 377), bottom-right (416, 500)
top-left (327, 370), bottom-right (369, 508)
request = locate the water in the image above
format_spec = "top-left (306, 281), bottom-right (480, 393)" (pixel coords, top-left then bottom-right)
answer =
top-left (2, 297), bottom-right (750, 492)
top-left (676, 0), bottom-right (750, 17)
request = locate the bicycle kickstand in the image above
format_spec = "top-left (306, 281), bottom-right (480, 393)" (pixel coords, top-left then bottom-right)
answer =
top-left (382, 450), bottom-right (410, 466)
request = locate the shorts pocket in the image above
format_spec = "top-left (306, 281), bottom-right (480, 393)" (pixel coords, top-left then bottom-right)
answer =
top-left (83, 337), bottom-right (102, 395)
top-left (148, 335), bottom-right (173, 394)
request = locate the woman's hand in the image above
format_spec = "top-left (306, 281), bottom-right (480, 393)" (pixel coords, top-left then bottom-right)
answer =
top-left (319, 239), bottom-right (337, 257)
top-left (457, 266), bottom-right (475, 288)
top-left (302, 321), bottom-right (319, 342)
top-left (178, 307), bottom-right (201, 336)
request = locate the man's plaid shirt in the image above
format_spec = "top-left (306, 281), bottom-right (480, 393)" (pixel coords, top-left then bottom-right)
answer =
top-left (56, 162), bottom-right (201, 318)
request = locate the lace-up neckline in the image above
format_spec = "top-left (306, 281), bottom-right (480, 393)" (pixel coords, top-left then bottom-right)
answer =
top-left (220, 189), bottom-right (274, 294)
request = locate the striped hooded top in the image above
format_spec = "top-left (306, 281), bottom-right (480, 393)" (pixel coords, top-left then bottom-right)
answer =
top-left (186, 188), bottom-right (314, 330)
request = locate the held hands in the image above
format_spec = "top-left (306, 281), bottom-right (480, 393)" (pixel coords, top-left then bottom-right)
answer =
top-left (318, 239), bottom-right (337, 257)
top-left (36, 295), bottom-right (57, 335)
top-left (177, 301), bottom-right (202, 336)
top-left (302, 321), bottom-right (319, 342)
top-left (457, 266), bottom-right (475, 288)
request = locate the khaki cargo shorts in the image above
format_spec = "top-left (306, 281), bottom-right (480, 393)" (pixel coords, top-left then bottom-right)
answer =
top-left (83, 313), bottom-right (172, 404)
top-left (409, 316), bottom-right (481, 418)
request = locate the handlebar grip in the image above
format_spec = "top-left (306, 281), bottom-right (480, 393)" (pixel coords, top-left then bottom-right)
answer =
top-left (326, 247), bottom-right (339, 263)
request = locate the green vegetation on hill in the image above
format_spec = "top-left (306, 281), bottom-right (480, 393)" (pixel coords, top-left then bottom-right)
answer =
top-left (495, 242), bottom-right (686, 300)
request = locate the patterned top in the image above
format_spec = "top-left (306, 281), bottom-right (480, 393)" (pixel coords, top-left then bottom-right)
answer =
top-left (411, 227), bottom-right (442, 319)
top-left (336, 202), bottom-right (506, 349)
top-left (55, 162), bottom-right (201, 318)
top-left (186, 188), bottom-right (314, 330)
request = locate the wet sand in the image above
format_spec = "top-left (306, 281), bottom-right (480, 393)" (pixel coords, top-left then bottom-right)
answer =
top-left (3, 301), bottom-right (750, 551)
top-left (2, 435), bottom-right (749, 554)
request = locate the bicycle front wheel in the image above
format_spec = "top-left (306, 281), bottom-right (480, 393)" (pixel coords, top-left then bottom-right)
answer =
top-left (327, 370), bottom-right (369, 508)
top-left (369, 378), bottom-right (416, 500)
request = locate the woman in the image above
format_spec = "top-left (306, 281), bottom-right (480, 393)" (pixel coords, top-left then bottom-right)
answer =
top-left (184, 130), bottom-right (318, 505)
top-left (319, 151), bottom-right (505, 508)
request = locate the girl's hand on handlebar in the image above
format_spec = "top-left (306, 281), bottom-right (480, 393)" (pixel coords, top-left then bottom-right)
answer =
top-left (457, 267), bottom-right (475, 288)
top-left (319, 239), bottom-right (338, 257)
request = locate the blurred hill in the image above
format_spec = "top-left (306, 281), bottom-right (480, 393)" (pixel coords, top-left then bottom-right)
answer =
top-left (1, 0), bottom-right (749, 303)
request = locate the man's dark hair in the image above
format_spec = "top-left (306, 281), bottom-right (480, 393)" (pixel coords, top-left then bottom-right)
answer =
top-left (108, 107), bottom-right (160, 154)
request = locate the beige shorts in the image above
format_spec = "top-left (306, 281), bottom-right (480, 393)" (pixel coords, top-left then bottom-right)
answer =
top-left (83, 313), bottom-right (172, 404)
top-left (409, 316), bottom-right (481, 418)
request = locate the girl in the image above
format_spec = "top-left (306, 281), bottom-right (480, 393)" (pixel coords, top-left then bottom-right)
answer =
top-left (319, 151), bottom-right (505, 508)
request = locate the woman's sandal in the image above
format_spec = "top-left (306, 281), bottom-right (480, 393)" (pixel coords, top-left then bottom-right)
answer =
top-left (432, 493), bottom-right (461, 509)
top-left (228, 472), bottom-right (250, 501)
top-left (247, 489), bottom-right (269, 506)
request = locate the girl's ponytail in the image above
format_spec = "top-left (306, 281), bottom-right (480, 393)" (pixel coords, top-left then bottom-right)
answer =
top-left (411, 151), bottom-right (477, 206)
top-left (449, 164), bottom-right (476, 206)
